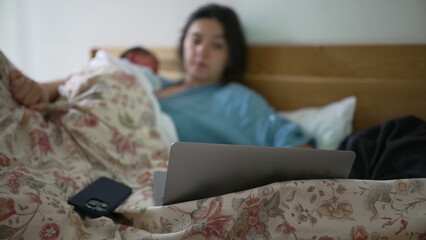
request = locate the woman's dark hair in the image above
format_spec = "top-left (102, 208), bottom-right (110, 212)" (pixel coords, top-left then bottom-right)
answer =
top-left (178, 3), bottom-right (247, 84)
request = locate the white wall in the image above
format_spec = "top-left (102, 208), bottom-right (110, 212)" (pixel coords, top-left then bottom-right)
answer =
top-left (1, 0), bottom-right (426, 82)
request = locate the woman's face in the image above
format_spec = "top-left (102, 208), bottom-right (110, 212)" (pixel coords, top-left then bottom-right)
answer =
top-left (183, 18), bottom-right (229, 85)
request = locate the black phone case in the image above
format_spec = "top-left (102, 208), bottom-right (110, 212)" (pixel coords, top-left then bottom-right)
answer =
top-left (68, 177), bottom-right (132, 218)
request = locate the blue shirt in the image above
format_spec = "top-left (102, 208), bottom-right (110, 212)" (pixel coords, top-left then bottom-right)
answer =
top-left (159, 82), bottom-right (315, 148)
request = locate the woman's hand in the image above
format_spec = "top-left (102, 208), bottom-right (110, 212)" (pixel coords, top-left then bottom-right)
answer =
top-left (9, 69), bottom-right (50, 111)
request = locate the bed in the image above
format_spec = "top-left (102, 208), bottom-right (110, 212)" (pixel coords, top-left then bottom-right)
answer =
top-left (1, 45), bottom-right (425, 240)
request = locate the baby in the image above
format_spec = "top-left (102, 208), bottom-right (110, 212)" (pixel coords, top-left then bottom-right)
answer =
top-left (120, 46), bottom-right (159, 74)
top-left (9, 46), bottom-right (160, 111)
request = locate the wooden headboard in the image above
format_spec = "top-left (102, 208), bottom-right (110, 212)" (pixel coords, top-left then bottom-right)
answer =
top-left (91, 45), bottom-right (426, 131)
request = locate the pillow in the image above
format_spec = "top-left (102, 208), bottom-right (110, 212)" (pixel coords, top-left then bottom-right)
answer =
top-left (278, 96), bottom-right (357, 150)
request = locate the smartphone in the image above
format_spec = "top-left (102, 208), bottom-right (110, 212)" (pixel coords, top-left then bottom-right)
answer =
top-left (68, 177), bottom-right (132, 218)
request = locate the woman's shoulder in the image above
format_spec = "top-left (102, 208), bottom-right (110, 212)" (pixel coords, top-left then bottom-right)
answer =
top-left (221, 82), bottom-right (265, 99)
top-left (216, 82), bottom-right (270, 108)
top-left (224, 82), bottom-right (248, 90)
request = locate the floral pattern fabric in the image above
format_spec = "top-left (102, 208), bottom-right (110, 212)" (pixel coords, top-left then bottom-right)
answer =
top-left (1, 51), bottom-right (426, 240)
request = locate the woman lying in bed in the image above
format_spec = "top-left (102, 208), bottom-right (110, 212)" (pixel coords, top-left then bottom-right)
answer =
top-left (156, 4), bottom-right (315, 148)
top-left (8, 3), bottom-right (314, 150)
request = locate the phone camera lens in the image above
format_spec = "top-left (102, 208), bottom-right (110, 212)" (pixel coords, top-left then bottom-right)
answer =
top-left (99, 202), bottom-right (109, 208)
top-left (95, 206), bottom-right (107, 212)
top-left (87, 199), bottom-right (98, 207)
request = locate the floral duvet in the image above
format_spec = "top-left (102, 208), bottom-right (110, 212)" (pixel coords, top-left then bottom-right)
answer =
top-left (1, 51), bottom-right (425, 240)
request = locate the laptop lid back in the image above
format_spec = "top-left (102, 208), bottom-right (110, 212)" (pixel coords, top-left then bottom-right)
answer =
top-left (162, 142), bottom-right (355, 205)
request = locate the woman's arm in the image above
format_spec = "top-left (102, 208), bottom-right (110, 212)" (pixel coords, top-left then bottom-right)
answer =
top-left (10, 69), bottom-right (66, 111)
top-left (236, 84), bottom-right (316, 148)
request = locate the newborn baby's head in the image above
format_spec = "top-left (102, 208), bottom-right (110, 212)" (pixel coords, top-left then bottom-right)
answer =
top-left (120, 47), bottom-right (159, 73)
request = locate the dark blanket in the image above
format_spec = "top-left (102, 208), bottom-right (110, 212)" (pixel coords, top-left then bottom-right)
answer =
top-left (339, 115), bottom-right (426, 180)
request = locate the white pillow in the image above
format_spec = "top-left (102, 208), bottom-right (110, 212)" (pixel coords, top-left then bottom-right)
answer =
top-left (278, 96), bottom-right (357, 150)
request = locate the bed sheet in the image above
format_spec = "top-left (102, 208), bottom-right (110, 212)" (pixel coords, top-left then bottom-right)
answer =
top-left (1, 51), bottom-right (426, 240)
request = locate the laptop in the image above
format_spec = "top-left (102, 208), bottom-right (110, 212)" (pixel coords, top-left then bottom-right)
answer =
top-left (154, 142), bottom-right (355, 206)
